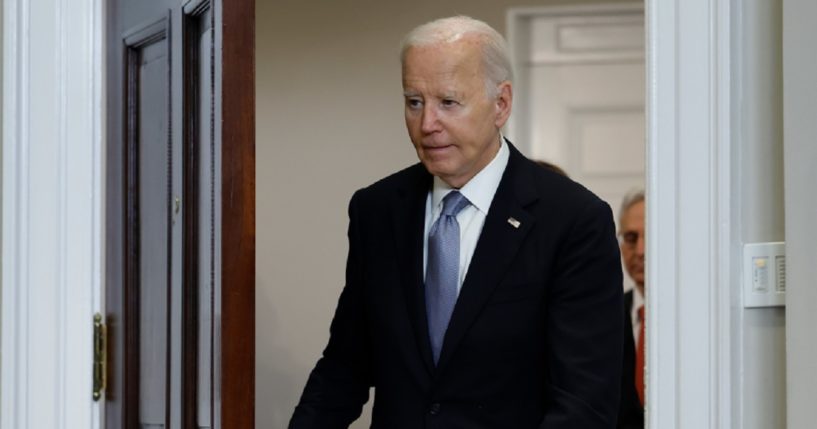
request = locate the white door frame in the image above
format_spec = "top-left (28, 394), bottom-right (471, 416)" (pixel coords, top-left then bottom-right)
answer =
top-left (2, 0), bottom-right (104, 428)
top-left (646, 0), bottom-right (734, 427)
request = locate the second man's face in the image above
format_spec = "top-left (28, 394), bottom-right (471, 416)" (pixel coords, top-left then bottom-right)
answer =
top-left (402, 38), bottom-right (511, 188)
top-left (620, 200), bottom-right (646, 291)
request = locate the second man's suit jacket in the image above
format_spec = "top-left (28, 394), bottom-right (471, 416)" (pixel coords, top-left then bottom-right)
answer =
top-left (618, 290), bottom-right (645, 429)
top-left (290, 142), bottom-right (624, 429)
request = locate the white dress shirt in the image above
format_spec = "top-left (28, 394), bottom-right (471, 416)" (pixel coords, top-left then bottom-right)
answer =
top-left (422, 138), bottom-right (510, 294)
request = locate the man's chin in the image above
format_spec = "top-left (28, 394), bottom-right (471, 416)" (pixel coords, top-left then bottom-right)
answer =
top-left (424, 167), bottom-right (467, 188)
top-left (421, 161), bottom-right (456, 178)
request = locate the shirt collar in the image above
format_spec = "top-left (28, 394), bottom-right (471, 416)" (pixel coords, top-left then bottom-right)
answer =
top-left (431, 137), bottom-right (509, 215)
top-left (632, 285), bottom-right (645, 311)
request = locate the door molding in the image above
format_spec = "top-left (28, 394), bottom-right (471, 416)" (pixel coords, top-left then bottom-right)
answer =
top-left (506, 3), bottom-right (644, 158)
top-left (2, 0), bottom-right (104, 428)
top-left (646, 0), bottom-right (733, 427)
top-left (215, 0), bottom-right (255, 426)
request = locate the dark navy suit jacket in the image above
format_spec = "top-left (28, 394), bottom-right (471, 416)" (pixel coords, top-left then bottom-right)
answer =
top-left (290, 142), bottom-right (624, 429)
top-left (618, 290), bottom-right (645, 429)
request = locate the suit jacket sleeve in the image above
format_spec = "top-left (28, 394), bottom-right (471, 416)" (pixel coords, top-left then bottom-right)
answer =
top-left (540, 197), bottom-right (624, 428)
top-left (289, 191), bottom-right (372, 429)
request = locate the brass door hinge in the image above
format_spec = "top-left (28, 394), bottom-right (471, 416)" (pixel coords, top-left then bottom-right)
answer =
top-left (93, 313), bottom-right (107, 401)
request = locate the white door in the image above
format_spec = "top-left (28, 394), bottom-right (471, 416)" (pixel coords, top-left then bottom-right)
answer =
top-left (508, 4), bottom-right (645, 291)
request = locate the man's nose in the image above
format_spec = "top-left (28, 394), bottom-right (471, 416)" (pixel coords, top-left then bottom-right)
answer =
top-left (421, 105), bottom-right (440, 133)
top-left (635, 234), bottom-right (645, 256)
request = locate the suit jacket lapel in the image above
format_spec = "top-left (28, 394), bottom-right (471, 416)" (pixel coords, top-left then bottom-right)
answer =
top-left (392, 166), bottom-right (435, 374)
top-left (435, 145), bottom-right (539, 374)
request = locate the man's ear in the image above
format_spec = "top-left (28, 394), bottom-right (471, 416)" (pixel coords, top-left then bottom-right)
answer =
top-left (494, 81), bottom-right (513, 129)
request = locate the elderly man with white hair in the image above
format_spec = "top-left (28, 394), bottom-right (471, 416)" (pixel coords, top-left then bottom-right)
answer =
top-left (617, 189), bottom-right (646, 429)
top-left (290, 16), bottom-right (623, 429)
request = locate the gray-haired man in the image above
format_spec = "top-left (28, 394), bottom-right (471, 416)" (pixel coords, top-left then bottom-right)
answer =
top-left (290, 16), bottom-right (623, 428)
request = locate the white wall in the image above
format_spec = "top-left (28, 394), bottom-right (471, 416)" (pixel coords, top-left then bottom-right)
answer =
top-left (255, 1), bottom-right (635, 428)
top-left (732, 0), bottom-right (786, 427)
top-left (783, 0), bottom-right (817, 426)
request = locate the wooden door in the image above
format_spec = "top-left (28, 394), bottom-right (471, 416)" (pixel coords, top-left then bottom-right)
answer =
top-left (104, 1), bottom-right (254, 428)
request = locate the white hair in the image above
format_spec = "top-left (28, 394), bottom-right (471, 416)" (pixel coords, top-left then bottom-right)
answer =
top-left (400, 16), bottom-right (514, 97)
top-left (618, 188), bottom-right (645, 227)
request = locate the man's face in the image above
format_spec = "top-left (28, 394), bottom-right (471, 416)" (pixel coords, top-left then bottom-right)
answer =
top-left (620, 200), bottom-right (645, 292)
top-left (402, 38), bottom-right (512, 188)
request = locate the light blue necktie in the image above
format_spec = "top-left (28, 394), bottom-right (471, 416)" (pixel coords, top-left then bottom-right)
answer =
top-left (426, 190), bottom-right (470, 365)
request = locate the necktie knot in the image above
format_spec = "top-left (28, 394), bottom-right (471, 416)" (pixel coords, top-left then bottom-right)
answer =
top-left (637, 305), bottom-right (645, 322)
top-left (441, 191), bottom-right (470, 217)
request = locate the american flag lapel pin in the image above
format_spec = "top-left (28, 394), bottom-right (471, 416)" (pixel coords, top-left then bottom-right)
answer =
top-left (507, 217), bottom-right (521, 229)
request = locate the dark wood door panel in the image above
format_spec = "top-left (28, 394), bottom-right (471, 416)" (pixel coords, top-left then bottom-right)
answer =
top-left (219, 2), bottom-right (255, 428)
top-left (107, 1), bottom-right (254, 428)
top-left (182, 3), bottom-right (216, 428)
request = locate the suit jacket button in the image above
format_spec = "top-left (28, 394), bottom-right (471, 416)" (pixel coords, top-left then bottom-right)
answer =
top-left (429, 403), bottom-right (441, 415)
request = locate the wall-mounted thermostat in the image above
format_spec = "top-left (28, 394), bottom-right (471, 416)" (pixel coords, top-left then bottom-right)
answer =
top-left (743, 242), bottom-right (785, 308)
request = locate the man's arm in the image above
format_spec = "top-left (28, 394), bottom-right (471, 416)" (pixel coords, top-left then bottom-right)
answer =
top-left (289, 192), bottom-right (372, 429)
top-left (540, 198), bottom-right (624, 428)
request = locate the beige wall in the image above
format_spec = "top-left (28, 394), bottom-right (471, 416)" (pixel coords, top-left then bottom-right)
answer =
top-left (256, 1), bottom-right (632, 427)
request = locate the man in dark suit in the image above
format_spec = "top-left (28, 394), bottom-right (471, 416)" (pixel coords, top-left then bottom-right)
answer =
top-left (617, 190), bottom-right (646, 429)
top-left (290, 16), bottom-right (623, 429)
